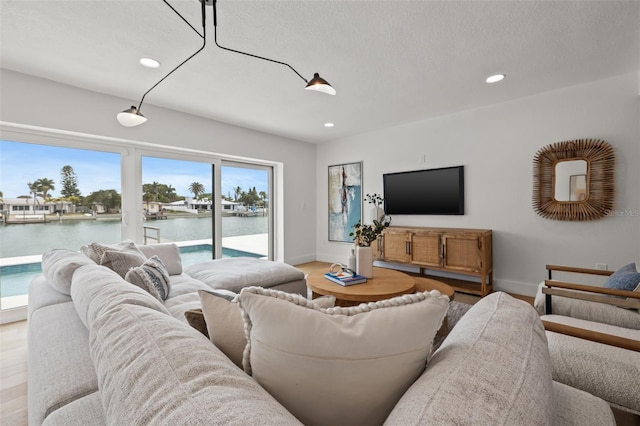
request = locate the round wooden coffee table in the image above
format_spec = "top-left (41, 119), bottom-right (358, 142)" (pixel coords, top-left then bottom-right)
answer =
top-left (306, 267), bottom-right (416, 307)
top-left (413, 277), bottom-right (455, 301)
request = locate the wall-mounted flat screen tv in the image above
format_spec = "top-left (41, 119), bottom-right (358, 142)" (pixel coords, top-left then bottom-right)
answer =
top-left (383, 166), bottom-right (464, 215)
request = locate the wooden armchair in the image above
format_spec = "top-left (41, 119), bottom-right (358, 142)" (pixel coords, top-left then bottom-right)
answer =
top-left (536, 265), bottom-right (640, 415)
top-left (540, 264), bottom-right (640, 350)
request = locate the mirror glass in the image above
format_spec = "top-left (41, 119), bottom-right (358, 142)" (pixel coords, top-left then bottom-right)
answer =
top-left (554, 160), bottom-right (587, 202)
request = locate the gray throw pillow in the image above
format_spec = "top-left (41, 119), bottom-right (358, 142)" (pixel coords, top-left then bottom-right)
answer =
top-left (81, 240), bottom-right (145, 264)
top-left (124, 256), bottom-right (170, 301)
top-left (100, 250), bottom-right (147, 278)
top-left (604, 263), bottom-right (640, 291)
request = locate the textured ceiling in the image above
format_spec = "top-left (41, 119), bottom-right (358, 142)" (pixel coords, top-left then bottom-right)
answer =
top-left (1, 0), bottom-right (639, 143)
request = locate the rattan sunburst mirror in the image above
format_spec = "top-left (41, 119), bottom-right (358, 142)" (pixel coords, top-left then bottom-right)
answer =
top-left (533, 139), bottom-right (615, 221)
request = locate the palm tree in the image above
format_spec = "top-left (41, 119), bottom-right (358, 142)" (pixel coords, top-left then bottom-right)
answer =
top-left (234, 186), bottom-right (242, 202)
top-left (149, 181), bottom-right (160, 202)
top-left (188, 182), bottom-right (204, 199)
top-left (259, 191), bottom-right (268, 208)
top-left (27, 182), bottom-right (39, 213)
top-left (35, 178), bottom-right (55, 200)
top-left (165, 185), bottom-right (177, 201)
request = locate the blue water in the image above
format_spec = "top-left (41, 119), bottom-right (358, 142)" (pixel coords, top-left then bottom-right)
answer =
top-left (0, 215), bottom-right (267, 257)
top-left (0, 244), bottom-right (261, 298)
top-left (0, 215), bottom-right (268, 303)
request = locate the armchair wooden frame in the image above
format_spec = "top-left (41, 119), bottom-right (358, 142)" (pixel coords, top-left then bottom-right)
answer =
top-left (542, 264), bottom-right (640, 352)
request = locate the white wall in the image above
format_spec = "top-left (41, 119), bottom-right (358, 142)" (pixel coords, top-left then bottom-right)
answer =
top-left (0, 69), bottom-right (317, 265)
top-left (316, 73), bottom-right (640, 296)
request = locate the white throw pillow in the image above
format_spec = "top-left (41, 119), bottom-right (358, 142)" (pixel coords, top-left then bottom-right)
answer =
top-left (237, 287), bottom-right (449, 426)
top-left (138, 243), bottom-right (183, 275)
top-left (198, 289), bottom-right (336, 369)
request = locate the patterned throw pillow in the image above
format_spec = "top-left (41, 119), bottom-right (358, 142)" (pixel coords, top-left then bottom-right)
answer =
top-left (100, 250), bottom-right (147, 278)
top-left (604, 263), bottom-right (640, 292)
top-left (124, 256), bottom-right (170, 301)
top-left (81, 240), bottom-right (145, 264)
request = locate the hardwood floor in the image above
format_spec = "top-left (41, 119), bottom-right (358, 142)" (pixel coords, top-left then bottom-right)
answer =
top-left (3, 262), bottom-right (635, 425)
top-left (0, 319), bottom-right (28, 426)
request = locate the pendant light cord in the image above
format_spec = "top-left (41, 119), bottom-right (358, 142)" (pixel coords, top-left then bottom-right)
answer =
top-left (211, 0), bottom-right (309, 84)
top-left (137, 0), bottom-right (207, 112)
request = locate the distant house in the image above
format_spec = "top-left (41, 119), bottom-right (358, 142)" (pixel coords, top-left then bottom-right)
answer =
top-left (2, 197), bottom-right (52, 223)
top-left (221, 199), bottom-right (240, 212)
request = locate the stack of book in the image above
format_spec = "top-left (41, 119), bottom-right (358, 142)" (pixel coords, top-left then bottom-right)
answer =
top-left (324, 271), bottom-right (367, 286)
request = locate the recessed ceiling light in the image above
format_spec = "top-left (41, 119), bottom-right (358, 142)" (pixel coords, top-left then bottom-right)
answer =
top-left (324, 122), bottom-right (335, 128)
top-left (139, 57), bottom-right (160, 69)
top-left (485, 74), bottom-right (506, 84)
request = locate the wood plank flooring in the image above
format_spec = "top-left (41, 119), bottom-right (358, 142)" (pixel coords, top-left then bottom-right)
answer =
top-left (2, 261), bottom-right (636, 425)
top-left (0, 319), bottom-right (28, 426)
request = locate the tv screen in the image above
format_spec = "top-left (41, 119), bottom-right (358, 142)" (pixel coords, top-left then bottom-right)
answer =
top-left (383, 166), bottom-right (464, 215)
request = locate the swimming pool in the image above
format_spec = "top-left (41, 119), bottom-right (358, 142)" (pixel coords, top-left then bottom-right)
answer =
top-left (0, 245), bottom-right (262, 299)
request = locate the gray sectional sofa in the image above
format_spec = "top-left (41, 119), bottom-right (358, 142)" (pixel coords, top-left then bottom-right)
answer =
top-left (28, 244), bottom-right (616, 425)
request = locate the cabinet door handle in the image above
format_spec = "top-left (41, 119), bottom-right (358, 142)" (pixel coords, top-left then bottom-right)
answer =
top-left (406, 241), bottom-right (411, 255)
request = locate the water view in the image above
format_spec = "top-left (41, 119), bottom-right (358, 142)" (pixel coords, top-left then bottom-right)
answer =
top-left (0, 215), bottom-right (267, 257)
top-left (0, 215), bottom-right (268, 306)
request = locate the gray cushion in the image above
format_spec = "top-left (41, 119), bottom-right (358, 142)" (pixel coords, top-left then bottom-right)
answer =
top-left (385, 292), bottom-right (554, 425)
top-left (41, 249), bottom-right (96, 296)
top-left (163, 273), bottom-right (214, 320)
top-left (138, 243), bottom-right (183, 275)
top-left (28, 274), bottom-right (71, 321)
top-left (552, 381), bottom-right (615, 426)
top-left (41, 392), bottom-right (106, 426)
top-left (82, 286), bottom-right (302, 425)
top-left (28, 302), bottom-right (98, 426)
top-left (71, 264), bottom-right (170, 329)
top-left (184, 257), bottom-right (305, 293)
top-left (604, 262), bottom-right (640, 291)
top-left (542, 314), bottom-right (640, 414)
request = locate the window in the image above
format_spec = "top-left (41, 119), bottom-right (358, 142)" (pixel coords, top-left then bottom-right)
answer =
top-left (0, 139), bottom-right (121, 314)
top-left (0, 128), bottom-right (280, 323)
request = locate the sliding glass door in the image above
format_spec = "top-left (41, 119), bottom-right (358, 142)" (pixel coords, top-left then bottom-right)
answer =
top-left (141, 155), bottom-right (214, 265)
top-left (220, 162), bottom-right (272, 260)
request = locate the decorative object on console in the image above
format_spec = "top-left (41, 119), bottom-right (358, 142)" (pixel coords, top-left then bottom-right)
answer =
top-left (356, 245), bottom-right (374, 278)
top-left (347, 248), bottom-right (356, 271)
top-left (324, 270), bottom-right (367, 286)
top-left (117, 0), bottom-right (335, 127)
top-left (328, 161), bottom-right (362, 242)
top-left (350, 219), bottom-right (388, 278)
top-left (532, 139), bottom-right (615, 221)
top-left (364, 193), bottom-right (384, 223)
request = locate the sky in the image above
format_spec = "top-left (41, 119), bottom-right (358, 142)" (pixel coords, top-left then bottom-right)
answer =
top-left (0, 140), bottom-right (268, 199)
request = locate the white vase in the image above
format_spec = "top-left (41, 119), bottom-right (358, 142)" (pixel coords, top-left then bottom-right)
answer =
top-left (347, 249), bottom-right (357, 272)
top-left (356, 245), bottom-right (374, 278)
top-left (365, 206), bottom-right (384, 224)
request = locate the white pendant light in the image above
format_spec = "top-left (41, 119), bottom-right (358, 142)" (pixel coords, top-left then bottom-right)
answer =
top-left (116, 106), bottom-right (147, 127)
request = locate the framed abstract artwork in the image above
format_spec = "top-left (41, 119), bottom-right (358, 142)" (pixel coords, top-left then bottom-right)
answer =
top-left (328, 162), bottom-right (362, 242)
